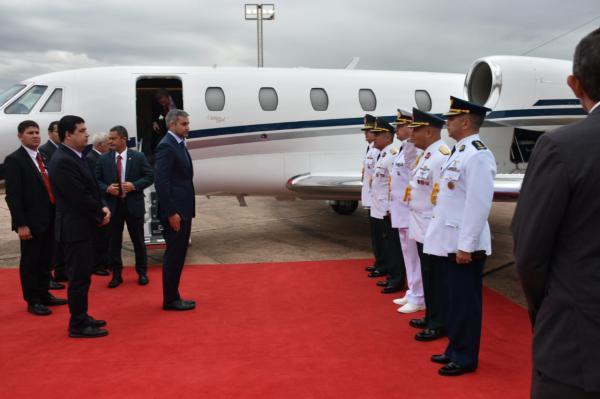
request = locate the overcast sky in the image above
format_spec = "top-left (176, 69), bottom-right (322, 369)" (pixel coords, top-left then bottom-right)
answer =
top-left (0, 0), bottom-right (598, 89)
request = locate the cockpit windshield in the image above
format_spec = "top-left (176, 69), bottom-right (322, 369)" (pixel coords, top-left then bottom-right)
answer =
top-left (0, 84), bottom-right (26, 107)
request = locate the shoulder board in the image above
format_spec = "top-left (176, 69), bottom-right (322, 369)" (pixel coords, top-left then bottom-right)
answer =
top-left (438, 145), bottom-right (450, 155)
top-left (390, 148), bottom-right (399, 155)
top-left (472, 140), bottom-right (487, 150)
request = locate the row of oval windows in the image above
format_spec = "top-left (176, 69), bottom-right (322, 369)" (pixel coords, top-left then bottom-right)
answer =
top-left (2, 84), bottom-right (434, 115)
top-left (206, 87), bottom-right (433, 113)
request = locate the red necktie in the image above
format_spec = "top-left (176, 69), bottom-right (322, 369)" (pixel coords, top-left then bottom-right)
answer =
top-left (116, 155), bottom-right (124, 198)
top-left (35, 153), bottom-right (55, 205)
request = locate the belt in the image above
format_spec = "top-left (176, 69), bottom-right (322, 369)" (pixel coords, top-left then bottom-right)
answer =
top-left (448, 250), bottom-right (486, 262)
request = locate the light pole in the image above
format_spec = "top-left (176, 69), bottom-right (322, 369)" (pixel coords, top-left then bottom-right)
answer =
top-left (244, 4), bottom-right (275, 68)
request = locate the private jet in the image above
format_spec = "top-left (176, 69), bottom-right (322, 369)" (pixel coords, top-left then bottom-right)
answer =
top-left (0, 55), bottom-right (582, 219)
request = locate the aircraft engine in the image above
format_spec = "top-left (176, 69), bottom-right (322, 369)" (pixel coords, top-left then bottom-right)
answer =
top-left (464, 56), bottom-right (574, 111)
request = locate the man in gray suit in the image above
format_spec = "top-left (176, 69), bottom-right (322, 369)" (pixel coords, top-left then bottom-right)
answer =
top-left (512, 28), bottom-right (600, 398)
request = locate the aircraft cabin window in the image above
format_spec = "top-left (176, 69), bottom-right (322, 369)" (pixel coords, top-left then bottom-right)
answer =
top-left (415, 90), bottom-right (432, 112)
top-left (310, 88), bottom-right (329, 111)
top-left (259, 87), bottom-right (278, 111)
top-left (359, 89), bottom-right (376, 111)
top-left (205, 87), bottom-right (225, 111)
top-left (4, 85), bottom-right (47, 114)
top-left (0, 84), bottom-right (26, 107)
top-left (41, 88), bottom-right (63, 112)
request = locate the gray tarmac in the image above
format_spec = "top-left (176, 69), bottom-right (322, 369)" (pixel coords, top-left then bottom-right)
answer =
top-left (0, 186), bottom-right (524, 306)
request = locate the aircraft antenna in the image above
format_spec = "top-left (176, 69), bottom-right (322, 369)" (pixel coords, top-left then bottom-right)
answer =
top-left (521, 15), bottom-right (600, 56)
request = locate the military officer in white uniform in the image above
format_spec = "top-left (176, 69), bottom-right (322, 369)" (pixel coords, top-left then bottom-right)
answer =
top-left (405, 108), bottom-right (450, 341)
top-left (369, 117), bottom-right (406, 293)
top-left (426, 97), bottom-right (496, 376)
top-left (361, 114), bottom-right (387, 275)
top-left (389, 109), bottom-right (425, 313)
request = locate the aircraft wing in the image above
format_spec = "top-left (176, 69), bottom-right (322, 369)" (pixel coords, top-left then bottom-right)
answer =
top-left (287, 172), bottom-right (523, 201)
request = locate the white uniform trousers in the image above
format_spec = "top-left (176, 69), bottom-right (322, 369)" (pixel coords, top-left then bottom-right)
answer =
top-left (399, 228), bottom-right (424, 306)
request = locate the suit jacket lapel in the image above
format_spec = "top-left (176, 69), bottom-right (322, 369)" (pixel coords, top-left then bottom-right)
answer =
top-left (124, 149), bottom-right (133, 181)
top-left (19, 147), bottom-right (46, 188)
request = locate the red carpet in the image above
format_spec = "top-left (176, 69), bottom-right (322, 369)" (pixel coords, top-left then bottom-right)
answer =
top-left (0, 260), bottom-right (531, 398)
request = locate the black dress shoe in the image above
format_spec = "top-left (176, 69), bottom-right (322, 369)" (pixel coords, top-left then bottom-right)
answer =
top-left (42, 294), bottom-right (67, 306)
top-left (376, 280), bottom-right (389, 287)
top-left (431, 354), bottom-right (452, 364)
top-left (181, 299), bottom-right (196, 306)
top-left (438, 362), bottom-right (475, 376)
top-left (108, 275), bottom-right (123, 288)
top-left (92, 268), bottom-right (110, 276)
top-left (381, 284), bottom-right (403, 294)
top-left (163, 300), bottom-right (195, 311)
top-left (54, 272), bottom-right (68, 282)
top-left (28, 303), bottom-right (52, 316)
top-left (49, 279), bottom-right (65, 290)
top-left (409, 318), bottom-right (427, 329)
top-left (365, 266), bottom-right (376, 272)
top-left (138, 274), bottom-right (149, 285)
top-left (415, 328), bottom-right (445, 342)
top-left (69, 325), bottom-right (109, 338)
top-left (367, 270), bottom-right (387, 278)
top-left (87, 316), bottom-right (107, 328)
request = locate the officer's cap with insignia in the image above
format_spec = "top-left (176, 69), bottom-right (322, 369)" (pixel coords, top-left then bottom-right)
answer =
top-left (407, 107), bottom-right (445, 129)
top-left (394, 109), bottom-right (413, 126)
top-left (372, 117), bottom-right (395, 135)
top-left (442, 96), bottom-right (491, 118)
top-left (361, 114), bottom-right (376, 131)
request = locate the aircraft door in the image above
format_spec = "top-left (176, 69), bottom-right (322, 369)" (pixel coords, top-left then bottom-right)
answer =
top-left (135, 77), bottom-right (183, 162)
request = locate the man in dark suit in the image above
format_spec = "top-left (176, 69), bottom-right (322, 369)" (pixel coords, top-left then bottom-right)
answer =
top-left (154, 109), bottom-right (196, 311)
top-left (4, 120), bottom-right (67, 315)
top-left (38, 121), bottom-right (60, 160)
top-left (38, 120), bottom-right (67, 289)
top-left (85, 132), bottom-right (111, 277)
top-left (150, 89), bottom-right (179, 157)
top-left (48, 115), bottom-right (111, 338)
top-left (512, 28), bottom-right (600, 398)
top-left (96, 126), bottom-right (154, 288)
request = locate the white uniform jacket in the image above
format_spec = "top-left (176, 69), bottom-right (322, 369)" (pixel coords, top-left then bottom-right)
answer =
top-left (361, 143), bottom-right (380, 208)
top-left (390, 140), bottom-right (421, 229)
top-left (406, 139), bottom-right (450, 243)
top-left (424, 134), bottom-right (496, 256)
top-left (369, 143), bottom-right (398, 219)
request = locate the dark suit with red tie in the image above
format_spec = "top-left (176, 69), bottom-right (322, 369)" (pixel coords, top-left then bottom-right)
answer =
top-left (4, 147), bottom-right (55, 306)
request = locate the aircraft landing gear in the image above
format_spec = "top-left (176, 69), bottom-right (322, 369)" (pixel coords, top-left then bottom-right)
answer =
top-left (329, 200), bottom-right (359, 215)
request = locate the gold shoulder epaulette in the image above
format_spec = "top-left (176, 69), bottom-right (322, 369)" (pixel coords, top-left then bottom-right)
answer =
top-left (439, 145), bottom-right (450, 155)
top-left (472, 140), bottom-right (487, 150)
top-left (390, 147), bottom-right (399, 155)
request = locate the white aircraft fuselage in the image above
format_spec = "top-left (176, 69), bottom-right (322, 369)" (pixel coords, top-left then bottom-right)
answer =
top-left (0, 57), bottom-right (583, 202)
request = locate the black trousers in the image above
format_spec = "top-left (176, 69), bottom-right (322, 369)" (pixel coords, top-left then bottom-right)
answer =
top-left (381, 216), bottom-right (406, 287)
top-left (109, 200), bottom-right (147, 275)
top-left (417, 243), bottom-right (447, 330)
top-left (94, 224), bottom-right (110, 270)
top-left (369, 213), bottom-right (386, 272)
top-left (162, 218), bottom-right (192, 304)
top-left (19, 228), bottom-right (52, 305)
top-left (52, 240), bottom-right (67, 278)
top-left (532, 369), bottom-right (600, 399)
top-left (444, 255), bottom-right (485, 369)
top-left (64, 239), bottom-right (94, 329)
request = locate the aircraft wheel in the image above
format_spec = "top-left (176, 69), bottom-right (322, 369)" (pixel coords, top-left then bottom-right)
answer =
top-left (330, 200), bottom-right (358, 215)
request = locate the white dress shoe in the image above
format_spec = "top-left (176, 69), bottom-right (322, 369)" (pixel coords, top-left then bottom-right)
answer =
top-left (397, 302), bottom-right (426, 314)
top-left (392, 296), bottom-right (408, 306)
